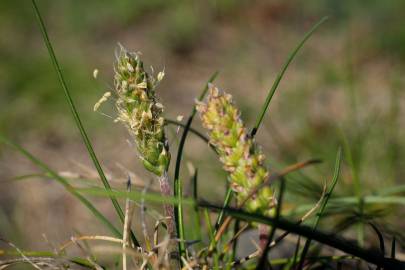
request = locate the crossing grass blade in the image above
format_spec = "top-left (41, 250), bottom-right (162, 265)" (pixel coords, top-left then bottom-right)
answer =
top-left (0, 135), bottom-right (122, 238)
top-left (250, 16), bottom-right (328, 137)
top-left (164, 118), bottom-right (209, 143)
top-left (30, 0), bottom-right (139, 247)
top-left (77, 187), bottom-right (195, 206)
top-left (173, 71), bottom-right (219, 259)
top-left (198, 200), bottom-right (405, 269)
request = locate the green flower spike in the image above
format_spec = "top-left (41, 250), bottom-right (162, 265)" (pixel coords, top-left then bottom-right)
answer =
top-left (113, 45), bottom-right (170, 177)
top-left (112, 46), bottom-right (178, 239)
top-left (196, 84), bottom-right (275, 216)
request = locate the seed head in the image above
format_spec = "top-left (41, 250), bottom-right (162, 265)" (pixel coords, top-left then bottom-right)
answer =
top-left (114, 45), bottom-right (170, 176)
top-left (197, 84), bottom-right (273, 215)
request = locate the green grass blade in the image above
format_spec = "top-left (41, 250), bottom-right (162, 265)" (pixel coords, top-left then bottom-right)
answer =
top-left (377, 185), bottom-right (405, 196)
top-left (207, 187), bottom-right (234, 253)
top-left (173, 71), bottom-right (219, 258)
top-left (251, 16), bottom-right (328, 137)
top-left (0, 136), bottom-right (122, 238)
top-left (10, 173), bottom-right (48, 181)
top-left (203, 209), bottom-right (215, 243)
top-left (225, 219), bottom-right (239, 270)
top-left (77, 187), bottom-right (195, 206)
top-left (297, 147), bottom-right (342, 269)
top-left (30, 0), bottom-right (139, 247)
top-left (213, 189), bottom-right (233, 234)
top-left (286, 195), bottom-right (405, 218)
top-left (202, 208), bottom-right (220, 268)
top-left (190, 169), bottom-right (202, 245)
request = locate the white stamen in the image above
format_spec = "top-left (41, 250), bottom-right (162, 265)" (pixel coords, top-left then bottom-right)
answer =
top-left (157, 70), bottom-right (165, 82)
top-left (176, 115), bottom-right (184, 122)
top-left (93, 69), bottom-right (99, 79)
top-left (93, 91), bottom-right (111, 111)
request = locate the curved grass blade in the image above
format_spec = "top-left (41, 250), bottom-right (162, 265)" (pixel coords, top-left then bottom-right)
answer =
top-left (164, 118), bottom-right (209, 143)
top-left (0, 136), bottom-right (121, 238)
top-left (198, 201), bottom-right (405, 269)
top-left (297, 147), bottom-right (342, 269)
top-left (368, 222), bottom-right (385, 256)
top-left (0, 249), bottom-right (97, 270)
top-left (173, 71), bottom-right (219, 259)
top-left (30, 0), bottom-right (139, 247)
top-left (251, 16), bottom-right (328, 137)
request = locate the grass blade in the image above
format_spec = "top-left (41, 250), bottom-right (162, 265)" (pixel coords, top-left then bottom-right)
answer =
top-left (391, 237), bottom-right (396, 259)
top-left (225, 219), bottom-right (240, 270)
top-left (30, 0), bottom-right (139, 247)
top-left (190, 169), bottom-right (202, 245)
top-left (251, 16), bottom-right (328, 137)
top-left (290, 236), bottom-right (301, 269)
top-left (198, 201), bottom-right (405, 269)
top-left (173, 71), bottom-right (219, 258)
top-left (77, 187), bottom-right (195, 206)
top-left (257, 178), bottom-right (286, 269)
top-left (164, 118), bottom-right (209, 143)
top-left (213, 189), bottom-right (234, 233)
top-left (297, 147), bottom-right (342, 269)
top-left (0, 136), bottom-right (122, 238)
top-left (368, 222), bottom-right (385, 256)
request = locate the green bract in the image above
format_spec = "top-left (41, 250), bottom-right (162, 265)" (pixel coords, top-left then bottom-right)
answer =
top-left (197, 84), bottom-right (274, 215)
top-left (114, 46), bottom-right (169, 176)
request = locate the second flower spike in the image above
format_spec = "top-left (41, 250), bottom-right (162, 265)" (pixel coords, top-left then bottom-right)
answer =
top-left (196, 84), bottom-right (275, 215)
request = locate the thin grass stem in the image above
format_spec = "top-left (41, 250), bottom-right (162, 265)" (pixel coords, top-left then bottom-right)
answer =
top-left (251, 16), bottom-right (328, 137)
top-left (173, 71), bottom-right (219, 260)
top-left (297, 147), bottom-right (342, 269)
top-left (30, 0), bottom-right (139, 246)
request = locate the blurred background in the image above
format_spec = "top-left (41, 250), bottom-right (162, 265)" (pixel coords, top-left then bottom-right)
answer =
top-left (1, 0), bottom-right (405, 263)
